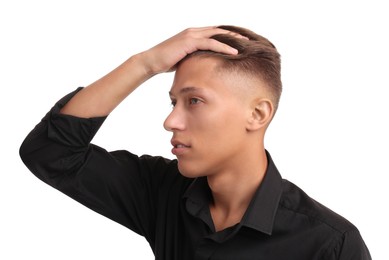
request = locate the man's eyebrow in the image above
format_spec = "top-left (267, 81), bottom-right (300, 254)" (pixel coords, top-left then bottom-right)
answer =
top-left (169, 86), bottom-right (203, 96)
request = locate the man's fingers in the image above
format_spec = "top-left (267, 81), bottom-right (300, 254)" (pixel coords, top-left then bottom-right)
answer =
top-left (183, 26), bottom-right (248, 40)
top-left (144, 26), bottom-right (246, 74)
top-left (181, 26), bottom-right (247, 55)
top-left (223, 30), bottom-right (249, 40)
top-left (193, 38), bottom-right (238, 55)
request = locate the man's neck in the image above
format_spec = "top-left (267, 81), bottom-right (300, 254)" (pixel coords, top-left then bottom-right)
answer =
top-left (207, 148), bottom-right (268, 232)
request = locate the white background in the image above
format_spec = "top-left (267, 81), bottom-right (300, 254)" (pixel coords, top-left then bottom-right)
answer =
top-left (1, 0), bottom-right (387, 259)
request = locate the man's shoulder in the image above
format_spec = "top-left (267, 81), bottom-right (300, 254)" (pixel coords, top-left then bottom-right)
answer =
top-left (278, 179), bottom-right (356, 235)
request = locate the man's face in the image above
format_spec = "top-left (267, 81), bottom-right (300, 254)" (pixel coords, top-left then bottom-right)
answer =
top-left (164, 57), bottom-right (252, 178)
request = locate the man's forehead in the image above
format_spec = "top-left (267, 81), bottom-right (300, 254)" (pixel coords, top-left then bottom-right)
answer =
top-left (169, 55), bottom-right (265, 100)
top-left (169, 57), bottom-right (220, 96)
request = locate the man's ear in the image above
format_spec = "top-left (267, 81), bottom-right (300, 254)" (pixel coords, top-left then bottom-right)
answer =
top-left (246, 98), bottom-right (274, 131)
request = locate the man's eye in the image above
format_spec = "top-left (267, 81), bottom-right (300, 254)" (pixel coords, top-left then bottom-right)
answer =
top-left (170, 100), bottom-right (177, 107)
top-left (189, 98), bottom-right (201, 105)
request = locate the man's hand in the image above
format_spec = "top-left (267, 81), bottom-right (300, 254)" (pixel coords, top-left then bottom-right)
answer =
top-left (60, 26), bottom-right (244, 118)
top-left (139, 26), bottom-right (246, 75)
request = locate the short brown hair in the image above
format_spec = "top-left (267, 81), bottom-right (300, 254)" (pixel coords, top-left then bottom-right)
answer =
top-left (184, 25), bottom-right (282, 111)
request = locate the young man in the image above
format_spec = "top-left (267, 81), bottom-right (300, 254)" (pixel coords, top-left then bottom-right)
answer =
top-left (20, 26), bottom-right (371, 259)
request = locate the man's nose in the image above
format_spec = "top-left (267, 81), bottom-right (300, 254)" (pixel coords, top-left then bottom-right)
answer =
top-left (163, 107), bottom-right (186, 132)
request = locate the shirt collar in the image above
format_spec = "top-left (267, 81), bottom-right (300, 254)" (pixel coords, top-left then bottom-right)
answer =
top-left (182, 150), bottom-right (283, 235)
top-left (241, 151), bottom-right (283, 235)
top-left (183, 177), bottom-right (214, 230)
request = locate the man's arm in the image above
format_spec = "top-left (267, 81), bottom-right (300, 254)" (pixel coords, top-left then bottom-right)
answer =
top-left (337, 229), bottom-right (372, 260)
top-left (19, 26), bottom-right (244, 243)
top-left (323, 228), bottom-right (371, 260)
top-left (60, 26), bottom-right (243, 118)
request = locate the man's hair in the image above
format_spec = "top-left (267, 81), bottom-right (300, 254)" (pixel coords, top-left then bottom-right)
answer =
top-left (184, 25), bottom-right (282, 112)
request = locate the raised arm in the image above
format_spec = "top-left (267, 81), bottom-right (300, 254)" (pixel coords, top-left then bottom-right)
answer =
top-left (19, 26), bottom-right (244, 242)
top-left (60, 26), bottom-right (243, 118)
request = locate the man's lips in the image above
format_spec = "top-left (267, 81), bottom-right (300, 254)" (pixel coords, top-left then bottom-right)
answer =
top-left (175, 144), bottom-right (190, 148)
top-left (171, 139), bottom-right (191, 156)
top-left (171, 139), bottom-right (191, 148)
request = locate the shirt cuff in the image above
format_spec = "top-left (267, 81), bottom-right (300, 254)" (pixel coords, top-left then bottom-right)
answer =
top-left (45, 87), bottom-right (107, 147)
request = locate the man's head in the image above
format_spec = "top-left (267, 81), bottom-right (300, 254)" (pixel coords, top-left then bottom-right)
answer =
top-left (164, 26), bottom-right (282, 177)
top-left (186, 25), bottom-right (282, 112)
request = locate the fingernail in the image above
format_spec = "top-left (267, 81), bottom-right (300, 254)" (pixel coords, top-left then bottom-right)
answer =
top-left (231, 48), bottom-right (239, 54)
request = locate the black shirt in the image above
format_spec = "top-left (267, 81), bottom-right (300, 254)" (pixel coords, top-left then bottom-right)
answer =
top-left (20, 88), bottom-right (371, 260)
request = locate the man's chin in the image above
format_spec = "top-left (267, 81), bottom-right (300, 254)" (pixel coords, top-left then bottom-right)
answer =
top-left (177, 162), bottom-right (205, 178)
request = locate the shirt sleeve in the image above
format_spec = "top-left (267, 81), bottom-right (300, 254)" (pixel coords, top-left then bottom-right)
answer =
top-left (19, 87), bottom-right (181, 246)
top-left (326, 228), bottom-right (371, 260)
top-left (338, 229), bottom-right (371, 260)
